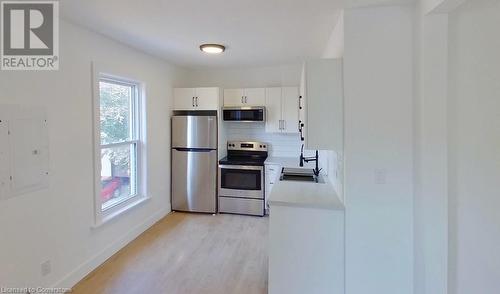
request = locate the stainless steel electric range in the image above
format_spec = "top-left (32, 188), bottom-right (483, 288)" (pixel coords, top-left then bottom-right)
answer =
top-left (218, 141), bottom-right (268, 216)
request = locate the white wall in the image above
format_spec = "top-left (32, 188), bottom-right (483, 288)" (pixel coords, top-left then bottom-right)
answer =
top-left (448, 0), bottom-right (500, 293)
top-left (323, 11), bottom-right (345, 59)
top-left (413, 1), bottom-right (449, 294)
top-left (421, 0), bottom-right (467, 14)
top-left (343, 5), bottom-right (414, 294)
top-left (0, 20), bottom-right (180, 288)
top-left (421, 0), bottom-right (445, 13)
top-left (321, 12), bottom-right (345, 201)
top-left (179, 64), bottom-right (302, 88)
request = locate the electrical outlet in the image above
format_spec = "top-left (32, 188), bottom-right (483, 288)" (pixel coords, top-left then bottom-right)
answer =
top-left (41, 260), bottom-right (51, 276)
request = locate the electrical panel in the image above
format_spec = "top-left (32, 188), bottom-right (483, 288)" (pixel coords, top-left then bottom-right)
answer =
top-left (0, 116), bottom-right (9, 200)
top-left (0, 105), bottom-right (49, 200)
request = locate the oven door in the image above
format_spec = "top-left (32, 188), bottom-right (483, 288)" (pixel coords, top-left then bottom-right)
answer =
top-left (218, 165), bottom-right (264, 199)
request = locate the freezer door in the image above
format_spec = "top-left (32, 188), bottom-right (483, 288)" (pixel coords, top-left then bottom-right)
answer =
top-left (172, 149), bottom-right (217, 213)
top-left (172, 115), bottom-right (217, 149)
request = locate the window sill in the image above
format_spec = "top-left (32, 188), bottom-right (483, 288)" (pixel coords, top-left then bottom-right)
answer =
top-left (93, 196), bottom-right (150, 229)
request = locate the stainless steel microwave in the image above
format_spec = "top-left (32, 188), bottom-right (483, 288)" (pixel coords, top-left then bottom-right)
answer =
top-left (222, 107), bottom-right (266, 122)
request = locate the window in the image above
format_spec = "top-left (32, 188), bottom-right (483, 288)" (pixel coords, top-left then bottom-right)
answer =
top-left (94, 74), bottom-right (146, 224)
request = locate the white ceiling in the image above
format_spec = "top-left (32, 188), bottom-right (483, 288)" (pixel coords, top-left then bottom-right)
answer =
top-left (60, 0), bottom-right (412, 69)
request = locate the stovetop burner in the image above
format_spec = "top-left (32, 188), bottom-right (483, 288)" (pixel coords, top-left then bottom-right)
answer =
top-left (218, 141), bottom-right (268, 166)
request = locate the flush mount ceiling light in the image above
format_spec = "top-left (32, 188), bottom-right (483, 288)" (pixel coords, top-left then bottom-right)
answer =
top-left (200, 44), bottom-right (225, 54)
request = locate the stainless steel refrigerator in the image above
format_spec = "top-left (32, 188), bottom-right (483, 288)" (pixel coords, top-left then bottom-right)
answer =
top-left (171, 112), bottom-right (217, 213)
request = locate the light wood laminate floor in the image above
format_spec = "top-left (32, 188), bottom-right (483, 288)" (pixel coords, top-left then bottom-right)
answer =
top-left (72, 212), bottom-right (269, 294)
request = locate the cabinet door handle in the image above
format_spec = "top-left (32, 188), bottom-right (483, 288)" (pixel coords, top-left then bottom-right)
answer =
top-left (299, 95), bottom-right (303, 110)
top-left (195, 97), bottom-right (199, 107)
top-left (279, 120), bottom-right (282, 130)
top-left (283, 120), bottom-right (286, 130)
top-left (241, 96), bottom-right (244, 103)
top-left (192, 97), bottom-right (195, 107)
top-left (245, 96), bottom-right (248, 103)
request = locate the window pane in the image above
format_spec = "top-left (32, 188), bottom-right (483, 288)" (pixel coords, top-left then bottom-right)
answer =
top-left (99, 80), bottom-right (134, 145)
top-left (100, 144), bottom-right (137, 210)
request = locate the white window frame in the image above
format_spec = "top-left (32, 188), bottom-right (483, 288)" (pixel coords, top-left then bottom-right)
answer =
top-left (92, 65), bottom-right (148, 227)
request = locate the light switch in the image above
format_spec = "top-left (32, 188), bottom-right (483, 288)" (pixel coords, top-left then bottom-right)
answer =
top-left (374, 168), bottom-right (387, 185)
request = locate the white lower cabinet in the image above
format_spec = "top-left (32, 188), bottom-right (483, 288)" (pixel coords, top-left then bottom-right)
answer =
top-left (265, 164), bottom-right (281, 212)
top-left (269, 204), bottom-right (345, 294)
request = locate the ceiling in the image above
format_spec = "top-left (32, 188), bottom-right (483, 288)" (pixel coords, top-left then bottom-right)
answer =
top-left (60, 0), bottom-right (412, 69)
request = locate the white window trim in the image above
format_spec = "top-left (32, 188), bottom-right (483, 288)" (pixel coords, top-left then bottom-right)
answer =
top-left (91, 62), bottom-right (148, 227)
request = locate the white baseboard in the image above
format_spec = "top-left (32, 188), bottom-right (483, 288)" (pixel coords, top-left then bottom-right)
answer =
top-left (52, 208), bottom-right (170, 289)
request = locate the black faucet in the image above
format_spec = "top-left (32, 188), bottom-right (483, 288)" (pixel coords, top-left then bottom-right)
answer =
top-left (299, 144), bottom-right (321, 176)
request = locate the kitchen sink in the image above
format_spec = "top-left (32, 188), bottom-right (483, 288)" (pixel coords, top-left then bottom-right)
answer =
top-left (279, 167), bottom-right (324, 183)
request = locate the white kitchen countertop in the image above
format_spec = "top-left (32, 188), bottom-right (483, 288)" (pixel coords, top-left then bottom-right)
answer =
top-left (268, 177), bottom-right (344, 210)
top-left (264, 156), bottom-right (302, 168)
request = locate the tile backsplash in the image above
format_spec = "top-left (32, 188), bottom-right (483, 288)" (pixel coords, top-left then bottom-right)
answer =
top-left (224, 122), bottom-right (302, 157)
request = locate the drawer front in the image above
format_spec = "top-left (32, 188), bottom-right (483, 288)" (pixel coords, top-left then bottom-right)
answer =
top-left (219, 197), bottom-right (265, 216)
top-left (266, 164), bottom-right (280, 184)
top-left (265, 165), bottom-right (280, 174)
top-left (266, 171), bottom-right (278, 182)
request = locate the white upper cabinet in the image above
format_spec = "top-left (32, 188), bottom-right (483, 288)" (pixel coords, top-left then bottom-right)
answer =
top-left (174, 88), bottom-right (196, 110)
top-left (265, 88), bottom-right (282, 133)
top-left (174, 87), bottom-right (219, 110)
top-left (223, 88), bottom-right (265, 106)
top-left (195, 87), bottom-right (219, 110)
top-left (223, 88), bottom-right (244, 106)
top-left (300, 59), bottom-right (343, 151)
top-left (299, 67), bottom-right (306, 141)
top-left (281, 87), bottom-right (299, 134)
top-left (243, 88), bottom-right (266, 106)
top-left (265, 87), bottom-right (299, 134)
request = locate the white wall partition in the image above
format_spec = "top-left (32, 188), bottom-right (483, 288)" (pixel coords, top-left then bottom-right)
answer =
top-left (343, 5), bottom-right (414, 294)
top-left (413, 3), bottom-right (449, 294)
top-left (448, 0), bottom-right (500, 293)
